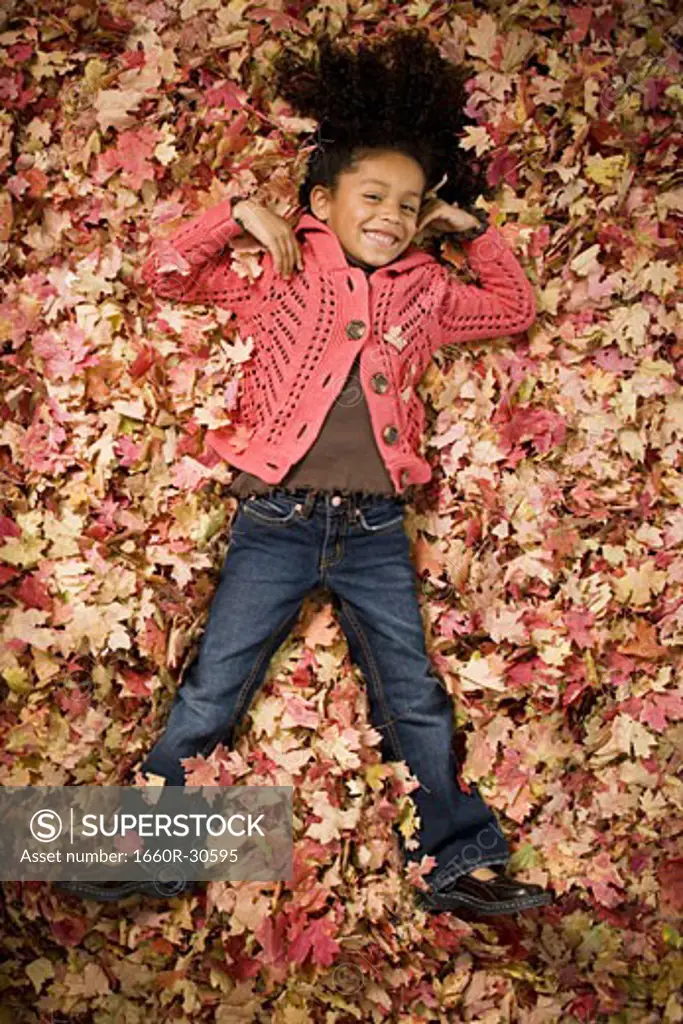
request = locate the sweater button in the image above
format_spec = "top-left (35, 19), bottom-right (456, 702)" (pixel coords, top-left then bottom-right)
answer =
top-left (382, 425), bottom-right (399, 444)
top-left (346, 320), bottom-right (366, 339)
top-left (371, 373), bottom-right (389, 394)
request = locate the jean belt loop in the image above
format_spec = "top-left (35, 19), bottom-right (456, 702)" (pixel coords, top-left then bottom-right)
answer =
top-left (300, 489), bottom-right (317, 519)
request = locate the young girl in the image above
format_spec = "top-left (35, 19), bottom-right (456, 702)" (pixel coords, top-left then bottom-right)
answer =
top-left (58, 28), bottom-right (553, 916)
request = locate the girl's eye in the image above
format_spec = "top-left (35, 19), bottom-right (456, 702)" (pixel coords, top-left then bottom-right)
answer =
top-left (365, 194), bottom-right (416, 213)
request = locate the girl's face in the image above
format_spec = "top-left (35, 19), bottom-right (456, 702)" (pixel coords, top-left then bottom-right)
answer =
top-left (310, 150), bottom-right (426, 267)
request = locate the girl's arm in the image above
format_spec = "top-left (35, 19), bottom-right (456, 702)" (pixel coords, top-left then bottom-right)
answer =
top-left (431, 225), bottom-right (537, 350)
top-left (139, 195), bottom-right (272, 315)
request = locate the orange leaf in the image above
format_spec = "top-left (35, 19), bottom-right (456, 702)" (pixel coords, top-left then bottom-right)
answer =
top-left (413, 536), bottom-right (445, 577)
top-left (617, 618), bottom-right (668, 659)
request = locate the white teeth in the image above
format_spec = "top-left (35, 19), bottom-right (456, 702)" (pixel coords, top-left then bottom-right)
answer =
top-left (364, 230), bottom-right (397, 247)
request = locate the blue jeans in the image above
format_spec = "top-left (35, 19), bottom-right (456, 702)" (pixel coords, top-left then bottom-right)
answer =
top-left (141, 488), bottom-right (510, 891)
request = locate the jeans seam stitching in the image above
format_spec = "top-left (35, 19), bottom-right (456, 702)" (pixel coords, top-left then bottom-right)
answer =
top-left (220, 607), bottom-right (302, 749)
top-left (242, 506), bottom-right (298, 527)
top-left (357, 509), bottom-right (405, 533)
top-left (338, 597), bottom-right (405, 767)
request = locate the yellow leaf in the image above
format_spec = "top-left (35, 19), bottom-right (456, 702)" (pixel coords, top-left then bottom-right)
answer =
top-left (466, 12), bottom-right (498, 65)
top-left (570, 244), bottom-right (601, 276)
top-left (180, 0), bottom-right (220, 20)
top-left (618, 428), bottom-right (645, 461)
top-left (0, 533), bottom-right (46, 567)
top-left (638, 259), bottom-right (678, 298)
top-left (665, 84), bottom-right (683, 104)
top-left (248, 694), bottom-right (283, 739)
top-left (662, 925), bottom-right (682, 948)
top-left (282, 1005), bottom-right (316, 1024)
top-left (612, 561), bottom-right (667, 607)
top-left (460, 125), bottom-right (494, 157)
top-left (584, 650), bottom-right (598, 686)
top-left (305, 792), bottom-right (361, 844)
top-left (508, 842), bottom-right (542, 873)
top-left (584, 154), bottom-right (628, 189)
top-left (2, 666), bottom-right (32, 694)
top-left (62, 962), bottom-right (112, 999)
top-left (656, 187), bottom-right (683, 217)
top-left (83, 58), bottom-right (109, 91)
top-left (459, 653), bottom-right (506, 692)
top-left (365, 763), bottom-right (391, 791)
top-left (95, 87), bottom-right (147, 133)
top-left (25, 957), bottom-right (55, 995)
top-left (30, 50), bottom-right (75, 82)
top-left (609, 305), bottom-right (650, 353)
top-left (317, 730), bottom-right (361, 770)
top-left (397, 794), bottom-right (420, 841)
top-left (406, 0), bottom-right (432, 18)
top-left (538, 279), bottom-right (562, 315)
top-left (501, 29), bottom-right (534, 72)
top-left (47, 708), bottom-right (71, 760)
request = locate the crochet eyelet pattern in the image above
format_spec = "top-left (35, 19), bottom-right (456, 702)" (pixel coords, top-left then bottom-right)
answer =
top-left (140, 201), bottom-right (536, 494)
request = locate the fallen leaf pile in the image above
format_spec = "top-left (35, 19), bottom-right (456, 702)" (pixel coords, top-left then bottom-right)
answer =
top-left (1, 2), bottom-right (682, 1022)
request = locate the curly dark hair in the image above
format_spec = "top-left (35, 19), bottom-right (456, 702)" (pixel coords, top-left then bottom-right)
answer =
top-left (268, 26), bottom-right (494, 215)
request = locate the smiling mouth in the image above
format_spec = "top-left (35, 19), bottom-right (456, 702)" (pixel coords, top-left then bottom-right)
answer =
top-left (363, 230), bottom-right (399, 248)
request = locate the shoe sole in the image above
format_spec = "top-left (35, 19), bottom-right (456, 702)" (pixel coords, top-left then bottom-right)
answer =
top-left (416, 888), bottom-right (554, 916)
top-left (55, 880), bottom-right (198, 902)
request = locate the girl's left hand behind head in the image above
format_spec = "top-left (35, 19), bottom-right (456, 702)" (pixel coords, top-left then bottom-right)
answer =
top-left (417, 198), bottom-right (478, 236)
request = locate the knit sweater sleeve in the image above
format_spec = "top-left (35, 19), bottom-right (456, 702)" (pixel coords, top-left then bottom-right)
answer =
top-left (139, 196), bottom-right (271, 314)
top-left (433, 224), bottom-right (536, 347)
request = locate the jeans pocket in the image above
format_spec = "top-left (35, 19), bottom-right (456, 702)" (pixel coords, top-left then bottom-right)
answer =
top-left (241, 493), bottom-right (299, 527)
top-left (356, 501), bottom-right (406, 535)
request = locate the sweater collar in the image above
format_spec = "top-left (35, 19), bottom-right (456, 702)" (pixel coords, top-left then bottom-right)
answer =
top-left (294, 211), bottom-right (433, 279)
top-left (344, 250), bottom-right (376, 274)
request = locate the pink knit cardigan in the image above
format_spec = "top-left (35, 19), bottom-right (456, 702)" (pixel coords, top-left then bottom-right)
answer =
top-left (140, 197), bottom-right (537, 494)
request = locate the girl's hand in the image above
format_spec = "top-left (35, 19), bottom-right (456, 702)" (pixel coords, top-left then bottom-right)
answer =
top-left (416, 198), bottom-right (481, 238)
top-left (232, 200), bottom-right (303, 279)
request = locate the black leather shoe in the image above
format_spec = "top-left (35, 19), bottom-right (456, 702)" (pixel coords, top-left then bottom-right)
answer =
top-left (55, 879), bottom-right (199, 902)
top-left (415, 865), bottom-right (554, 916)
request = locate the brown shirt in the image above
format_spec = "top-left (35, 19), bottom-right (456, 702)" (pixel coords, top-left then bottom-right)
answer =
top-left (227, 249), bottom-right (418, 502)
